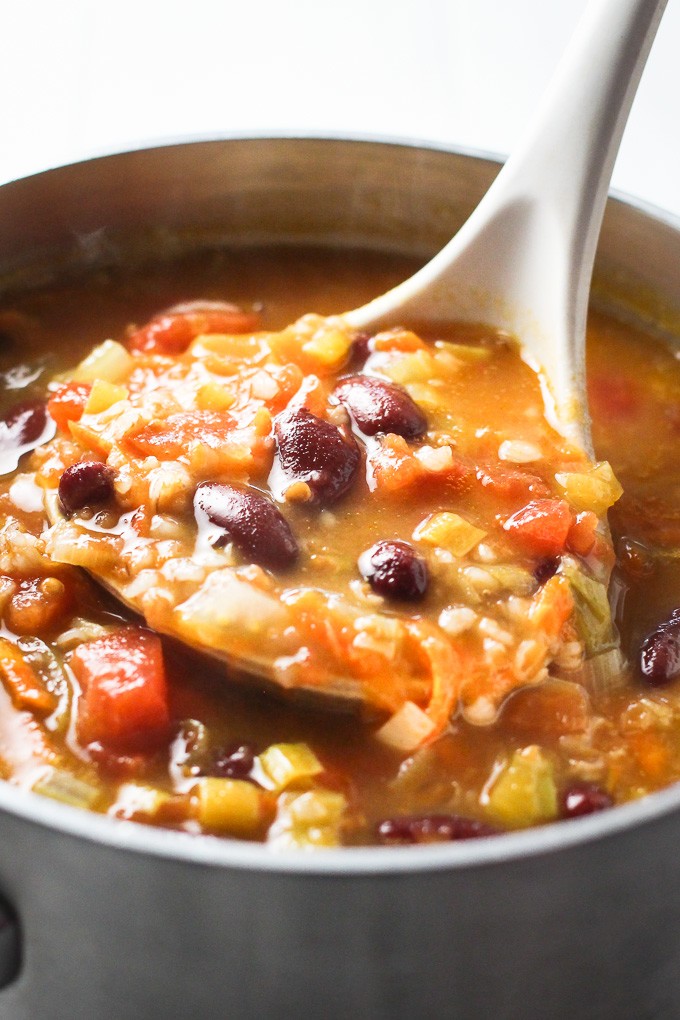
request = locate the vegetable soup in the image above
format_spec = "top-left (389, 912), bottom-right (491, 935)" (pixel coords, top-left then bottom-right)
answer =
top-left (0, 245), bottom-right (677, 847)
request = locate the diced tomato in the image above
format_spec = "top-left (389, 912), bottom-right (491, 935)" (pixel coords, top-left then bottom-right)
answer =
top-left (125, 410), bottom-right (236, 459)
top-left (70, 627), bottom-right (170, 751)
top-left (567, 510), bottom-right (598, 557)
top-left (503, 499), bottom-right (572, 557)
top-left (127, 302), bottom-right (261, 355)
top-left (47, 382), bottom-right (92, 431)
top-left (475, 463), bottom-right (550, 502)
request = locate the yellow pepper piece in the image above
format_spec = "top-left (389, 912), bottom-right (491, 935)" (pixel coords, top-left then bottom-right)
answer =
top-left (84, 379), bottom-right (128, 415)
top-left (413, 511), bottom-right (487, 557)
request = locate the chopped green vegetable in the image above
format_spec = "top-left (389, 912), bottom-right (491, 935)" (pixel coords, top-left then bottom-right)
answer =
top-left (484, 746), bottom-right (558, 828)
top-left (563, 561), bottom-right (617, 656)
top-left (33, 767), bottom-right (101, 809)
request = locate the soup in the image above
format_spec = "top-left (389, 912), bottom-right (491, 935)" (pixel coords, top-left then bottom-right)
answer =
top-left (0, 245), bottom-right (676, 847)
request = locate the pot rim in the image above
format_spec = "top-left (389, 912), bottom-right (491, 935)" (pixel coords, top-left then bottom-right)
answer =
top-left (2, 131), bottom-right (680, 875)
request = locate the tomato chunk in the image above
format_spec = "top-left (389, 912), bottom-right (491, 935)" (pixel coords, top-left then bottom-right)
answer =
top-left (125, 410), bottom-right (236, 459)
top-left (127, 302), bottom-right (261, 355)
top-left (503, 498), bottom-right (572, 557)
top-left (71, 627), bottom-right (170, 751)
top-left (47, 382), bottom-right (92, 431)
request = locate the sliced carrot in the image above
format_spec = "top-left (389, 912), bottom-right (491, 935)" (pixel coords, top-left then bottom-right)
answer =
top-left (371, 331), bottom-right (428, 353)
top-left (0, 637), bottom-right (57, 716)
top-left (47, 381), bottom-right (92, 432)
top-left (529, 574), bottom-right (574, 640)
top-left (406, 620), bottom-right (460, 741)
top-left (369, 434), bottom-right (424, 493)
top-left (503, 498), bottom-right (572, 557)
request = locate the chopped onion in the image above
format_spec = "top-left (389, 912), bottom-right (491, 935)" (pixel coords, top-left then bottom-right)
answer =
top-left (375, 701), bottom-right (436, 752)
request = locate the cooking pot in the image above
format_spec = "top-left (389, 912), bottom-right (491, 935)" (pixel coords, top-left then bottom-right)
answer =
top-left (0, 137), bottom-right (679, 1020)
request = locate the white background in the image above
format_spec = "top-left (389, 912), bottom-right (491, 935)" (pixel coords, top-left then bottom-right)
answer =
top-left (2, 0), bottom-right (680, 215)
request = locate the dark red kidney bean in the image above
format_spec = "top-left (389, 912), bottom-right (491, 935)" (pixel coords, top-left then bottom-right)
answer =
top-left (560, 782), bottom-right (613, 819)
top-left (0, 399), bottom-right (49, 451)
top-left (194, 482), bottom-right (298, 569)
top-left (58, 461), bottom-right (116, 515)
top-left (333, 374), bottom-right (427, 439)
top-left (639, 610), bottom-right (680, 686)
top-left (210, 742), bottom-right (257, 780)
top-left (533, 557), bottom-right (560, 586)
top-left (350, 332), bottom-right (374, 366)
top-left (377, 814), bottom-right (500, 844)
top-left (358, 539), bottom-right (428, 600)
top-left (273, 406), bottom-right (360, 507)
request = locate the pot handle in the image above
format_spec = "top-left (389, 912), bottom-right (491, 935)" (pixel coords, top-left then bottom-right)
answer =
top-left (0, 896), bottom-right (20, 989)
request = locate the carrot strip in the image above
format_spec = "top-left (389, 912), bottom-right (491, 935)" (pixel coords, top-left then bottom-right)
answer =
top-left (0, 637), bottom-right (57, 716)
top-left (406, 620), bottom-right (461, 741)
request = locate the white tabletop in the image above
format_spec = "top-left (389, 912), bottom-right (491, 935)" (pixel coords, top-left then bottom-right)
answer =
top-left (3, 0), bottom-right (680, 216)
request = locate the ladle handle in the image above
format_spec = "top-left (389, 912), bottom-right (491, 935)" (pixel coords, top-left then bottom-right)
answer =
top-left (347, 0), bottom-right (668, 444)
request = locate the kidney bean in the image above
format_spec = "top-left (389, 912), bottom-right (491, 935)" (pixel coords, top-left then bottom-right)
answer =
top-left (358, 539), bottom-right (429, 600)
top-left (533, 557), bottom-right (560, 586)
top-left (334, 374), bottom-right (427, 439)
top-left (560, 782), bottom-right (613, 819)
top-left (194, 482), bottom-right (298, 569)
top-left (210, 742), bottom-right (257, 780)
top-left (273, 406), bottom-right (360, 506)
top-left (58, 461), bottom-right (116, 515)
top-left (350, 332), bottom-right (374, 366)
top-left (377, 813), bottom-right (500, 844)
top-left (0, 399), bottom-right (49, 452)
top-left (639, 609), bottom-right (680, 686)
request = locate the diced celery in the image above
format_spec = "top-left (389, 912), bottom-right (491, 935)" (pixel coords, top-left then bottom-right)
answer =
top-left (256, 742), bottom-right (323, 792)
top-left (413, 511), bottom-right (486, 557)
top-left (554, 461), bottom-right (623, 516)
top-left (484, 564), bottom-right (535, 596)
top-left (194, 777), bottom-right (264, 836)
top-left (71, 340), bottom-right (133, 385)
top-left (267, 790), bottom-right (347, 849)
top-left (581, 646), bottom-right (628, 695)
top-left (484, 746), bottom-right (558, 828)
top-left (33, 767), bottom-right (101, 809)
top-left (563, 561), bottom-right (616, 656)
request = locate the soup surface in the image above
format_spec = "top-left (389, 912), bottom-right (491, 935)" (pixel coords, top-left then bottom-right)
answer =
top-left (0, 246), bottom-right (677, 848)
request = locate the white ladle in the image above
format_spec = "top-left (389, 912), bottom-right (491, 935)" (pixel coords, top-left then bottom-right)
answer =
top-left (345, 0), bottom-right (668, 449)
